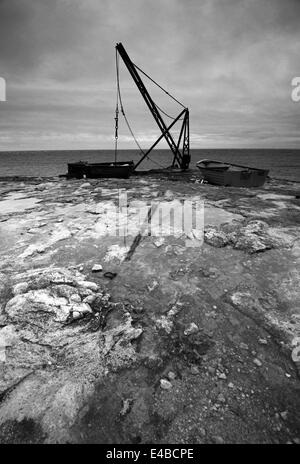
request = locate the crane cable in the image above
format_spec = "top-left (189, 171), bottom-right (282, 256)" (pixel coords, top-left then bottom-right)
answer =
top-left (115, 50), bottom-right (166, 169)
top-left (133, 62), bottom-right (184, 120)
top-left (152, 101), bottom-right (184, 121)
top-left (133, 62), bottom-right (186, 110)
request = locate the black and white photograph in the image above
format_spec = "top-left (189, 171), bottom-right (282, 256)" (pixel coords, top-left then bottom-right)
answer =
top-left (0, 0), bottom-right (299, 448)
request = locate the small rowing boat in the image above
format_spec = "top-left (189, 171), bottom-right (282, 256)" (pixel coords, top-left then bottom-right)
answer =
top-left (196, 159), bottom-right (269, 187)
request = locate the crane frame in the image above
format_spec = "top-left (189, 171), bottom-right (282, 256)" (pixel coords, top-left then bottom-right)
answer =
top-left (116, 43), bottom-right (190, 171)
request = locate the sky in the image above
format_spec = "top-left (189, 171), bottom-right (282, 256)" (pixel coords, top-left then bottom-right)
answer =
top-left (0, 0), bottom-right (299, 151)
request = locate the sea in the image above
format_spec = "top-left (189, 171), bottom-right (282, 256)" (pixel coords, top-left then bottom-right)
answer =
top-left (0, 149), bottom-right (299, 182)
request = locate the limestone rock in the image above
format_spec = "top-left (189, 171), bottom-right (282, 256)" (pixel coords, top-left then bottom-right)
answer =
top-left (253, 358), bottom-right (262, 367)
top-left (204, 228), bottom-right (229, 247)
top-left (77, 281), bottom-right (99, 292)
top-left (12, 282), bottom-right (29, 295)
top-left (184, 322), bottom-right (199, 336)
top-left (160, 379), bottom-right (173, 390)
top-left (92, 264), bottom-right (103, 273)
top-left (79, 183), bottom-right (91, 188)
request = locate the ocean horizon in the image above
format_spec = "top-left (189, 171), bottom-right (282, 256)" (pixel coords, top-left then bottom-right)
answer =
top-left (0, 148), bottom-right (299, 181)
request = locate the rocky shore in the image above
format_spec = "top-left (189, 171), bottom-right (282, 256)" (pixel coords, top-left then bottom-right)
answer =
top-left (0, 172), bottom-right (299, 443)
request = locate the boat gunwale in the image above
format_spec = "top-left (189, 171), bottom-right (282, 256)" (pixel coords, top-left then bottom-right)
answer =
top-left (196, 159), bottom-right (269, 173)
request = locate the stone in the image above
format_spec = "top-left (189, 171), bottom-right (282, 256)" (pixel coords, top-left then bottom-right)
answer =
top-left (234, 236), bottom-right (270, 253)
top-left (191, 228), bottom-right (203, 242)
top-left (258, 338), bottom-right (268, 345)
top-left (153, 238), bottom-right (165, 248)
top-left (164, 190), bottom-right (174, 200)
top-left (218, 373), bottom-right (227, 380)
top-left (191, 366), bottom-right (200, 375)
top-left (199, 427), bottom-right (206, 437)
top-left (147, 280), bottom-right (159, 292)
top-left (75, 303), bottom-right (92, 315)
top-left (13, 282), bottom-right (29, 295)
top-left (28, 268), bottom-right (79, 289)
top-left (160, 379), bottom-right (173, 390)
top-left (155, 315), bottom-right (173, 334)
top-left (217, 393), bottom-right (226, 403)
top-left (83, 295), bottom-right (97, 305)
top-left (80, 183), bottom-right (91, 188)
top-left (212, 436), bottom-right (225, 444)
top-left (228, 382), bottom-right (234, 388)
top-left (120, 398), bottom-right (132, 416)
top-left (72, 311), bottom-right (81, 320)
top-left (184, 322), bottom-right (199, 336)
top-left (204, 228), bottom-right (228, 248)
top-left (209, 267), bottom-right (218, 276)
top-left (167, 371), bottom-right (176, 380)
top-left (92, 264), bottom-right (103, 273)
top-left (253, 358), bottom-right (262, 367)
top-left (55, 284), bottom-right (79, 300)
top-left (69, 294), bottom-right (81, 303)
top-left (77, 281), bottom-right (99, 292)
top-left (240, 342), bottom-right (249, 351)
top-left (280, 411), bottom-right (288, 421)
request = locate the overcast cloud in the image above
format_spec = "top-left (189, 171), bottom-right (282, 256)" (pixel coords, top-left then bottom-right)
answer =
top-left (0, 0), bottom-right (299, 150)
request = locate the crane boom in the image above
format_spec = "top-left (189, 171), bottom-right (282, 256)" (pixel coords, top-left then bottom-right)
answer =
top-left (115, 42), bottom-right (190, 170)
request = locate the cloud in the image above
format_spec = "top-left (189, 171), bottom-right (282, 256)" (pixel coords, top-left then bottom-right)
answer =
top-left (0, 0), bottom-right (299, 150)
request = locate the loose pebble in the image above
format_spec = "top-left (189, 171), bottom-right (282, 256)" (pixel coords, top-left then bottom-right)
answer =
top-left (253, 358), bottom-right (262, 367)
top-left (199, 427), bottom-right (206, 437)
top-left (184, 322), bottom-right (199, 336)
top-left (160, 379), bottom-right (173, 390)
top-left (280, 411), bottom-right (288, 421)
top-left (13, 282), bottom-right (29, 295)
top-left (217, 393), bottom-right (226, 403)
top-left (92, 264), bottom-right (103, 273)
top-left (212, 436), bottom-right (224, 444)
top-left (240, 342), bottom-right (248, 350)
top-left (167, 371), bottom-right (176, 381)
top-left (191, 366), bottom-right (200, 375)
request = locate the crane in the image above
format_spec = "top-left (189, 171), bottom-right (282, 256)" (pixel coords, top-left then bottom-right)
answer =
top-left (115, 43), bottom-right (190, 171)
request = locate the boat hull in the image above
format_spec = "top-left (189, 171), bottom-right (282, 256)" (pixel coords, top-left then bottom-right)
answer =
top-left (67, 161), bottom-right (134, 179)
top-left (196, 160), bottom-right (269, 187)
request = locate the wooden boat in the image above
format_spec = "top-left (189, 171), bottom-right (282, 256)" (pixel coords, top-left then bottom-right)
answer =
top-left (196, 159), bottom-right (269, 187)
top-left (67, 161), bottom-right (134, 179)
